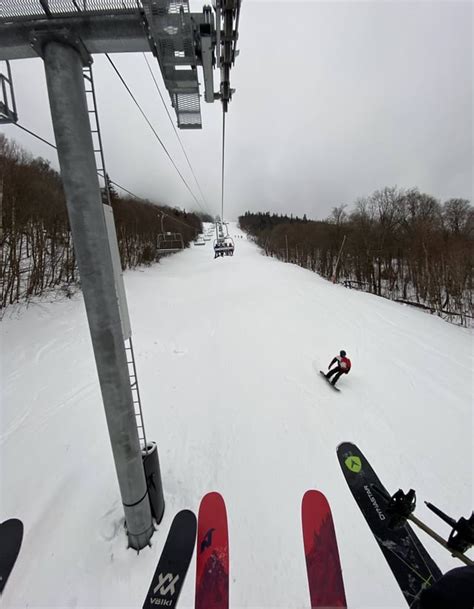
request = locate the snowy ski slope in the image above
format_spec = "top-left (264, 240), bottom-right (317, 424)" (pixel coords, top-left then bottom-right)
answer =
top-left (1, 223), bottom-right (472, 608)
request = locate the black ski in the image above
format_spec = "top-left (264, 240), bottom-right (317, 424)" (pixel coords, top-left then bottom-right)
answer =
top-left (0, 518), bottom-right (23, 595)
top-left (143, 509), bottom-right (197, 609)
top-left (337, 442), bottom-right (442, 608)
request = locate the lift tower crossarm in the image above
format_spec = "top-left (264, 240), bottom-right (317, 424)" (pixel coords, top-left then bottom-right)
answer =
top-left (0, 1), bottom-right (217, 129)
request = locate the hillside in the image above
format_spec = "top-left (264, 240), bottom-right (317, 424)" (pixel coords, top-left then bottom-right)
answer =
top-left (1, 224), bottom-right (472, 608)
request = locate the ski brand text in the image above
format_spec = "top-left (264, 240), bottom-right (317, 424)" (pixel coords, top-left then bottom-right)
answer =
top-left (363, 485), bottom-right (386, 521)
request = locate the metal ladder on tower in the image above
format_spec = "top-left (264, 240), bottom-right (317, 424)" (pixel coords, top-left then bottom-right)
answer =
top-left (83, 65), bottom-right (149, 453)
top-left (83, 64), bottom-right (111, 205)
top-left (125, 337), bottom-right (148, 451)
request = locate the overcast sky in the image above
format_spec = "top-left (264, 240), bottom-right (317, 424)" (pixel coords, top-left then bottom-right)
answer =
top-left (1, 1), bottom-right (472, 221)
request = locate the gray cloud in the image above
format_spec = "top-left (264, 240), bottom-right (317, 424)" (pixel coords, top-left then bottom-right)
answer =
top-left (1, 0), bottom-right (472, 221)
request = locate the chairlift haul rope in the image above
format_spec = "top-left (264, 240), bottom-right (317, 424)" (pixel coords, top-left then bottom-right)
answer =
top-left (221, 110), bottom-right (226, 223)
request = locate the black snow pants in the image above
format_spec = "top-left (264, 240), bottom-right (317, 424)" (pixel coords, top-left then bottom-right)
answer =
top-left (326, 367), bottom-right (344, 385)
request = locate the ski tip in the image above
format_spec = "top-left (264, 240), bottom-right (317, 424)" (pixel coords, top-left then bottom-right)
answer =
top-left (302, 489), bottom-right (330, 512)
top-left (336, 441), bottom-right (357, 452)
top-left (337, 443), bottom-right (369, 478)
top-left (171, 509), bottom-right (197, 532)
top-left (197, 492), bottom-right (228, 529)
top-left (198, 491), bottom-right (226, 512)
top-left (0, 518), bottom-right (24, 541)
top-left (302, 489), bottom-right (326, 502)
top-left (1, 518), bottom-right (24, 529)
top-left (200, 491), bottom-right (225, 502)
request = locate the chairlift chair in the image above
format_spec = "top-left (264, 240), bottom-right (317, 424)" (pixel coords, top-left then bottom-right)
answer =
top-left (157, 232), bottom-right (185, 255)
top-left (156, 213), bottom-right (184, 257)
top-left (213, 237), bottom-right (235, 258)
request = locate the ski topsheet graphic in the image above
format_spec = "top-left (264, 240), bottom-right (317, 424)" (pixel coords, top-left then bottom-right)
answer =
top-left (195, 492), bottom-right (229, 609)
top-left (0, 519), bottom-right (24, 595)
top-left (337, 442), bottom-right (442, 608)
top-left (302, 490), bottom-right (347, 608)
top-left (143, 509), bottom-right (196, 609)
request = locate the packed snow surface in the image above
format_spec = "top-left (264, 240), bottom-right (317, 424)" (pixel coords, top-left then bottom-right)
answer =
top-left (1, 223), bottom-right (472, 608)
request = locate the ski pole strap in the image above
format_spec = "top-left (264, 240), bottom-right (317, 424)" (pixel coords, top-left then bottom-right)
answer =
top-left (123, 487), bottom-right (149, 508)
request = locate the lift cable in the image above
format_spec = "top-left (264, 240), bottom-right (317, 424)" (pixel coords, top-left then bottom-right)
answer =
top-left (13, 122), bottom-right (135, 199)
top-left (221, 110), bottom-right (226, 222)
top-left (15, 122), bottom-right (55, 149)
top-left (11, 122), bottom-right (203, 235)
top-left (142, 53), bottom-right (210, 214)
top-left (105, 54), bottom-right (204, 212)
top-left (70, 0), bottom-right (207, 214)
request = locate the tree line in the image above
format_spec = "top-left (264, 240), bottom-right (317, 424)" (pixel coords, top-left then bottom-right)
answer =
top-left (239, 187), bottom-right (473, 326)
top-left (0, 134), bottom-right (201, 311)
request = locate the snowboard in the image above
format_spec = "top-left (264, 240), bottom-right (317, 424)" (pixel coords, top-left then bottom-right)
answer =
top-left (195, 492), bottom-right (229, 609)
top-left (319, 370), bottom-right (341, 392)
top-left (302, 490), bottom-right (347, 608)
top-left (0, 519), bottom-right (23, 595)
top-left (337, 442), bottom-right (442, 608)
top-left (143, 509), bottom-right (197, 609)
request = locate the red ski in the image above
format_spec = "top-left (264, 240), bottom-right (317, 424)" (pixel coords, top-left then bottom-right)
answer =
top-left (302, 490), bottom-right (347, 608)
top-left (195, 492), bottom-right (229, 609)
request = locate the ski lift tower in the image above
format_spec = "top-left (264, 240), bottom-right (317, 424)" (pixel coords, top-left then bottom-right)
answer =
top-left (0, 0), bottom-right (241, 550)
top-left (0, 60), bottom-right (17, 123)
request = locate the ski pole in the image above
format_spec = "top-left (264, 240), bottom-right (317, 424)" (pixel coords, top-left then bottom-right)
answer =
top-left (371, 486), bottom-right (474, 566)
top-left (407, 513), bottom-right (473, 566)
top-left (425, 502), bottom-right (474, 555)
top-left (425, 501), bottom-right (457, 527)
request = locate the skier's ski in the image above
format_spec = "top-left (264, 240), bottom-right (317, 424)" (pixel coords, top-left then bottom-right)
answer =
top-left (0, 519), bottom-right (23, 595)
top-left (302, 490), bottom-right (347, 608)
top-left (195, 492), bottom-right (229, 609)
top-left (319, 370), bottom-right (341, 392)
top-left (337, 442), bottom-right (442, 608)
top-left (143, 509), bottom-right (196, 609)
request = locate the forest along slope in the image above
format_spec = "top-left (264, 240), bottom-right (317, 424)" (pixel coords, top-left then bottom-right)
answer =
top-left (1, 223), bottom-right (472, 609)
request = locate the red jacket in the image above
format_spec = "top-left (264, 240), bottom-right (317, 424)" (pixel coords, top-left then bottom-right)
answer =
top-left (339, 356), bottom-right (351, 372)
top-left (330, 355), bottom-right (351, 373)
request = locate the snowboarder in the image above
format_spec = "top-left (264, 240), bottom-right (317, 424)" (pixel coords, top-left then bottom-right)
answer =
top-left (326, 350), bottom-right (351, 386)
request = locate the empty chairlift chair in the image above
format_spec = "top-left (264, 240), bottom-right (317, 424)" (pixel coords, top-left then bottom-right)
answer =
top-left (156, 213), bottom-right (184, 257)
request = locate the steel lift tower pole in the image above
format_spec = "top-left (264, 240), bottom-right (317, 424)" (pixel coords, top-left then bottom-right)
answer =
top-left (41, 39), bottom-right (152, 550)
top-left (0, 0), bottom-right (242, 551)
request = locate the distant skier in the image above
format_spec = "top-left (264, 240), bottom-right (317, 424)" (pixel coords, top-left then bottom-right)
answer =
top-left (326, 350), bottom-right (351, 386)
